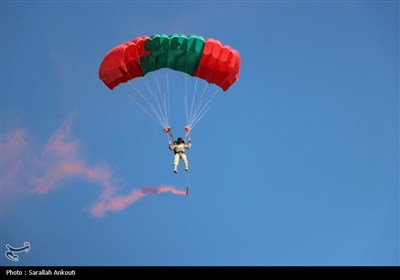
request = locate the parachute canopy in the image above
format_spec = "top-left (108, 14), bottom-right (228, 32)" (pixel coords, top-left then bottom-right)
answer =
top-left (99, 34), bottom-right (240, 91)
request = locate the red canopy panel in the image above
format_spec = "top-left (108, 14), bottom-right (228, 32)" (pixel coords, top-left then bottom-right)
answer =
top-left (99, 36), bottom-right (150, 90)
top-left (192, 39), bottom-right (240, 91)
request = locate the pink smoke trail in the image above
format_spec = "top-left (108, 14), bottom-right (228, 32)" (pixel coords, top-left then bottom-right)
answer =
top-left (1, 129), bottom-right (33, 199)
top-left (2, 115), bottom-right (187, 217)
top-left (91, 186), bottom-right (187, 217)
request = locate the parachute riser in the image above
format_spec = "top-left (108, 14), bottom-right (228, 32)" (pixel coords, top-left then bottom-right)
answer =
top-left (184, 132), bottom-right (191, 142)
top-left (168, 131), bottom-right (175, 142)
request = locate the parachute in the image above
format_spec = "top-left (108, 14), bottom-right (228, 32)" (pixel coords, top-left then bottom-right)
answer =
top-left (99, 34), bottom-right (240, 140)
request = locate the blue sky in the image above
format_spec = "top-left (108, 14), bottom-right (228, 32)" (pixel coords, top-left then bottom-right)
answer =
top-left (1, 1), bottom-right (399, 266)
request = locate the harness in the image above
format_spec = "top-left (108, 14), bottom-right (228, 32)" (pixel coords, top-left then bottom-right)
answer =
top-left (174, 149), bottom-right (185, 155)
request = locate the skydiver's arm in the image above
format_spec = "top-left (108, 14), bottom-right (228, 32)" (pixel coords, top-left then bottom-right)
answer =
top-left (185, 141), bottom-right (192, 149)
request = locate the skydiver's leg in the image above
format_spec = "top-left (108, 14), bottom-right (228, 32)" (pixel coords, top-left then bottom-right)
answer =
top-left (181, 154), bottom-right (189, 171)
top-left (173, 154), bottom-right (180, 173)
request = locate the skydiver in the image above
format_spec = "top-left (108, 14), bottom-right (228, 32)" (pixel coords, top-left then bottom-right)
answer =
top-left (169, 137), bottom-right (191, 173)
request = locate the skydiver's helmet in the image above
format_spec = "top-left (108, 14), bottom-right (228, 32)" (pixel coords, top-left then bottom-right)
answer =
top-left (177, 137), bottom-right (184, 144)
